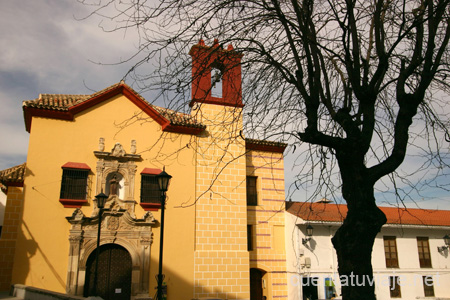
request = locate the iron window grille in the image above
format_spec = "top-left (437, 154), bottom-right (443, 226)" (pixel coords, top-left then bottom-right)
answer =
top-left (60, 169), bottom-right (89, 200)
top-left (140, 175), bottom-right (160, 204)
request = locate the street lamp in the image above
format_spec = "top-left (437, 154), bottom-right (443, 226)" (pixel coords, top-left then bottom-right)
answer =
top-left (92, 191), bottom-right (108, 296)
top-left (156, 168), bottom-right (172, 300)
top-left (438, 234), bottom-right (450, 253)
top-left (302, 224), bottom-right (314, 245)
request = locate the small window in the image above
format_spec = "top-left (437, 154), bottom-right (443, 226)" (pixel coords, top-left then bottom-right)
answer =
top-left (384, 236), bottom-right (399, 268)
top-left (417, 237), bottom-right (432, 268)
top-left (246, 176), bottom-right (258, 206)
top-left (141, 174), bottom-right (160, 204)
top-left (389, 276), bottom-right (401, 298)
top-left (247, 225), bottom-right (253, 251)
top-left (422, 276), bottom-right (435, 297)
top-left (60, 168), bottom-right (89, 200)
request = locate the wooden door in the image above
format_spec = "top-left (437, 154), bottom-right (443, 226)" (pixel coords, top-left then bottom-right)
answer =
top-left (84, 244), bottom-right (132, 300)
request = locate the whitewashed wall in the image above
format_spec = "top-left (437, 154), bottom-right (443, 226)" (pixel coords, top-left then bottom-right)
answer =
top-left (285, 212), bottom-right (450, 300)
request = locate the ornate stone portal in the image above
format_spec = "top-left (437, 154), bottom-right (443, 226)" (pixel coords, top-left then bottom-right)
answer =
top-left (66, 140), bottom-right (157, 299)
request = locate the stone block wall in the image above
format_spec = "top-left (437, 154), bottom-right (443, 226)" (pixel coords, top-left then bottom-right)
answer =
top-left (246, 151), bottom-right (288, 300)
top-left (193, 103), bottom-right (250, 300)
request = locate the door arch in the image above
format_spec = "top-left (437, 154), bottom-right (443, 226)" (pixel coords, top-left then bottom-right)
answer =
top-left (84, 244), bottom-right (132, 300)
top-left (250, 268), bottom-right (267, 300)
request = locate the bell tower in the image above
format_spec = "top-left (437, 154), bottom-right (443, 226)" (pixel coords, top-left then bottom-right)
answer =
top-left (189, 39), bottom-right (244, 107)
top-left (189, 40), bottom-right (250, 300)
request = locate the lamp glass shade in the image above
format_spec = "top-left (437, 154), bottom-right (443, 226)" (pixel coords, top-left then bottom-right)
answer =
top-left (306, 225), bottom-right (313, 237)
top-left (95, 192), bottom-right (108, 209)
top-left (157, 168), bottom-right (172, 192)
top-left (444, 234), bottom-right (450, 246)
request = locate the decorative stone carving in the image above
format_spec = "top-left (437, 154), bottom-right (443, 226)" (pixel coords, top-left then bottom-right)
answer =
top-left (107, 216), bottom-right (120, 231)
top-left (65, 140), bottom-right (154, 298)
top-left (69, 235), bottom-right (83, 244)
top-left (140, 235), bottom-right (153, 246)
top-left (99, 137), bottom-right (105, 151)
top-left (130, 140), bottom-right (136, 154)
top-left (66, 208), bottom-right (156, 298)
top-left (109, 174), bottom-right (119, 195)
top-left (93, 141), bottom-right (141, 217)
top-left (111, 143), bottom-right (126, 157)
top-left (70, 208), bottom-right (85, 222)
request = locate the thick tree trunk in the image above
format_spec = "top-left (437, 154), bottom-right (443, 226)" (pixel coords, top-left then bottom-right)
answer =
top-left (332, 152), bottom-right (387, 300)
top-left (332, 202), bottom-right (386, 299)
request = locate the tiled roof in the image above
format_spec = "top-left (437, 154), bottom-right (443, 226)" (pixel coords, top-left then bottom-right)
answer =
top-left (286, 201), bottom-right (450, 227)
top-left (153, 106), bottom-right (205, 129)
top-left (0, 163), bottom-right (26, 186)
top-left (23, 82), bottom-right (205, 130)
top-left (23, 94), bottom-right (90, 111)
top-left (245, 138), bottom-right (287, 153)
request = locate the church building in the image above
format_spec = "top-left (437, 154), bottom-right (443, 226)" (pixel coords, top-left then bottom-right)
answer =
top-left (0, 40), bottom-right (288, 300)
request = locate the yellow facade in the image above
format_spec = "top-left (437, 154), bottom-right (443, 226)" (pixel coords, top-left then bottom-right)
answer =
top-left (14, 92), bottom-right (198, 299)
top-left (193, 103), bottom-right (249, 299)
top-left (0, 41), bottom-right (288, 300)
top-left (247, 150), bottom-right (288, 300)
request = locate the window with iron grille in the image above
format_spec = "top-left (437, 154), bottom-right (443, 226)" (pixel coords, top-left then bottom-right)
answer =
top-left (422, 275), bottom-right (435, 297)
top-left (417, 237), bottom-right (432, 268)
top-left (384, 236), bottom-right (399, 268)
top-left (141, 175), bottom-right (160, 204)
top-left (246, 176), bottom-right (257, 206)
top-left (60, 169), bottom-right (89, 200)
top-left (389, 276), bottom-right (401, 298)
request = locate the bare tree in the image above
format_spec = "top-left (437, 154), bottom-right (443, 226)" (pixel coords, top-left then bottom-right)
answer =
top-left (79, 0), bottom-right (450, 299)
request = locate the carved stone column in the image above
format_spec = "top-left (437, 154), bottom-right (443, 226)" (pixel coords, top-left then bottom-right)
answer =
top-left (66, 234), bottom-right (83, 294)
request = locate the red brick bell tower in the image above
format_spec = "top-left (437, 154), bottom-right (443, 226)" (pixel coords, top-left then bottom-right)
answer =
top-left (189, 39), bottom-right (244, 107)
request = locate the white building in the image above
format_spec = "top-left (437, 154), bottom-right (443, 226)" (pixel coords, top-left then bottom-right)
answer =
top-left (285, 201), bottom-right (450, 300)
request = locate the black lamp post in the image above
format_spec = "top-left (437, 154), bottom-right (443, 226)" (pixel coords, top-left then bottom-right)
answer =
top-left (92, 191), bottom-right (108, 296)
top-left (156, 168), bottom-right (172, 300)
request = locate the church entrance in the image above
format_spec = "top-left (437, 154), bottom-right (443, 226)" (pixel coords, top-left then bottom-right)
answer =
top-left (84, 244), bottom-right (132, 300)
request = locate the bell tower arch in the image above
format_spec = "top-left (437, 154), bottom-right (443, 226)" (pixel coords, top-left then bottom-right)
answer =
top-left (189, 39), bottom-right (244, 108)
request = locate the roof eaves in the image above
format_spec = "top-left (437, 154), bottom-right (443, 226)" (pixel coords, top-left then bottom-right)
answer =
top-left (245, 138), bottom-right (287, 154)
top-left (0, 163), bottom-right (26, 187)
top-left (22, 82), bottom-right (206, 135)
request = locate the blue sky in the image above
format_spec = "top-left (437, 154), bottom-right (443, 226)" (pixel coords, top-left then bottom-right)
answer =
top-left (1, 0), bottom-right (449, 210)
top-left (0, 0), bottom-right (138, 170)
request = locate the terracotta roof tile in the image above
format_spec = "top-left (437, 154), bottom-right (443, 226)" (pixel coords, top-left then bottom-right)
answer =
top-left (286, 201), bottom-right (450, 227)
top-left (0, 163), bottom-right (26, 186)
top-left (245, 138), bottom-right (287, 153)
top-left (23, 94), bottom-right (90, 111)
top-left (23, 82), bottom-right (205, 129)
top-left (153, 106), bottom-right (205, 129)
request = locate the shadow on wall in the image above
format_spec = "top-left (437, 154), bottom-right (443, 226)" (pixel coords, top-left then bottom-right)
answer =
top-left (12, 220), bottom-right (65, 290)
top-left (11, 220), bottom-right (251, 300)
